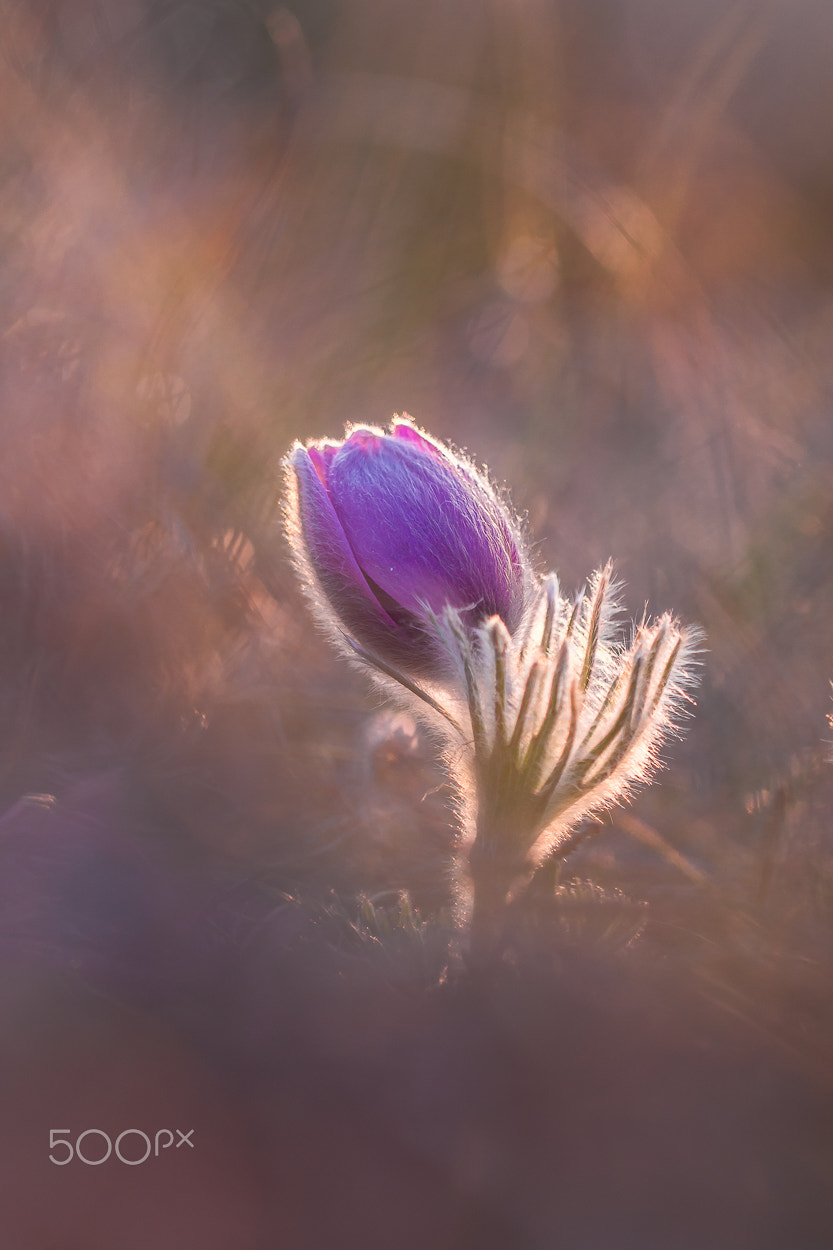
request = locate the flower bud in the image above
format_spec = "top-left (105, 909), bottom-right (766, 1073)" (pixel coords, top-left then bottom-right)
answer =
top-left (285, 417), bottom-right (530, 675)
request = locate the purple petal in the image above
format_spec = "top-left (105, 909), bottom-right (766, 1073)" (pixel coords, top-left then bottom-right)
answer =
top-left (291, 446), bottom-right (434, 665)
top-left (326, 429), bottom-right (524, 630)
top-left (390, 418), bottom-right (445, 461)
top-left (307, 440), bottom-right (340, 486)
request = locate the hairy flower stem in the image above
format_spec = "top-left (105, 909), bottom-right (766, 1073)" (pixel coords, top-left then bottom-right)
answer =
top-left (466, 815), bottom-right (533, 962)
top-left (468, 828), bottom-right (593, 960)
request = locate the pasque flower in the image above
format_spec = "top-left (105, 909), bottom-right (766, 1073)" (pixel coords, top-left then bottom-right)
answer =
top-left (435, 567), bottom-right (702, 943)
top-left (285, 417), bottom-right (531, 676)
top-left (285, 416), bottom-right (702, 956)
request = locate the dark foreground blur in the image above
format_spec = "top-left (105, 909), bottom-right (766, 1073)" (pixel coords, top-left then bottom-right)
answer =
top-left (1, 2), bottom-right (833, 1246)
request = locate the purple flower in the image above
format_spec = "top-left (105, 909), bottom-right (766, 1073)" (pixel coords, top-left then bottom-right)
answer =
top-left (286, 417), bottom-right (529, 674)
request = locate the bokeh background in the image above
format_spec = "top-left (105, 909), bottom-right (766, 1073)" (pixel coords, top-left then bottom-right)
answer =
top-left (1, 1), bottom-right (833, 1246)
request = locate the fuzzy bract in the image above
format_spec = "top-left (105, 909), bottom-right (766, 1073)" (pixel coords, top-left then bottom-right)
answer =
top-left (435, 566), bottom-right (703, 884)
